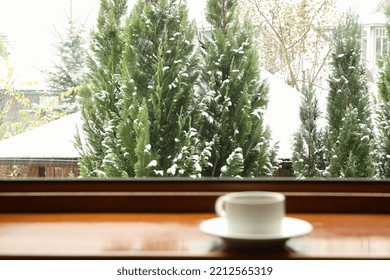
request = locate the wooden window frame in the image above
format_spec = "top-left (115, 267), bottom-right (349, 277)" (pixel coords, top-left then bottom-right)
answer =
top-left (1, 178), bottom-right (389, 214)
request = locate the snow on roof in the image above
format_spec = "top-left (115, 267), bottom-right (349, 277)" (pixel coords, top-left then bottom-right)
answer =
top-left (262, 69), bottom-right (301, 159)
top-left (0, 112), bottom-right (81, 160)
top-left (372, 0), bottom-right (390, 14)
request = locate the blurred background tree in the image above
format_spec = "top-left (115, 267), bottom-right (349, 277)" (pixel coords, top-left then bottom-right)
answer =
top-left (239, 0), bottom-right (337, 92)
top-left (46, 0), bottom-right (87, 116)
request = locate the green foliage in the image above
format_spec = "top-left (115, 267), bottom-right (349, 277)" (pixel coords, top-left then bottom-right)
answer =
top-left (77, 0), bottom-right (208, 177)
top-left (134, 99), bottom-right (156, 177)
top-left (77, 0), bottom-right (278, 178)
top-left (375, 5), bottom-right (390, 178)
top-left (220, 147), bottom-right (244, 178)
top-left (327, 105), bottom-right (374, 177)
top-left (199, 0), bottom-right (277, 177)
top-left (167, 124), bottom-right (204, 178)
top-left (324, 12), bottom-right (374, 178)
top-left (76, 0), bottom-right (128, 177)
top-left (117, 0), bottom-right (204, 177)
top-left (292, 81), bottom-right (325, 178)
top-left (375, 101), bottom-right (390, 178)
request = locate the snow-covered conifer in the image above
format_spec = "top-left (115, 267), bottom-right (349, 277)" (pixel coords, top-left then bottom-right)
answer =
top-left (292, 81), bottom-right (325, 178)
top-left (118, 0), bottom-right (202, 177)
top-left (324, 12), bottom-right (375, 178)
top-left (376, 6), bottom-right (390, 178)
top-left (198, 0), bottom-right (277, 177)
top-left (134, 99), bottom-right (157, 177)
top-left (76, 0), bottom-right (128, 177)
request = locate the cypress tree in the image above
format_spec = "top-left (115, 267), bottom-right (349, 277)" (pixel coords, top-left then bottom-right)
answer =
top-left (199, 0), bottom-right (276, 178)
top-left (76, 0), bottom-right (128, 177)
top-left (324, 13), bottom-right (374, 178)
top-left (292, 81), bottom-right (325, 178)
top-left (118, 0), bottom-right (204, 177)
top-left (376, 5), bottom-right (390, 178)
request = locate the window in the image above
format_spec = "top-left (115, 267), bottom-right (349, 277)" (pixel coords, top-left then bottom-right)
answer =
top-left (1, 1), bottom-right (390, 262)
top-left (375, 27), bottom-right (388, 57)
top-left (0, 1), bottom-right (389, 181)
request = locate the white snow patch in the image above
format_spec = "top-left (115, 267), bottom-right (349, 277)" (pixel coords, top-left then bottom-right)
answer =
top-left (147, 160), bottom-right (158, 167)
top-left (154, 170), bottom-right (164, 176)
top-left (167, 164), bottom-right (177, 176)
top-left (251, 108), bottom-right (265, 119)
top-left (0, 112), bottom-right (82, 159)
top-left (261, 69), bottom-right (303, 159)
top-left (194, 162), bottom-right (201, 172)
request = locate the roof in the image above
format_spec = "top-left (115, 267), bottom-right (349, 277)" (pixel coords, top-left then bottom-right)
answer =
top-left (0, 112), bottom-right (81, 164)
top-left (360, 0), bottom-right (388, 25)
top-left (373, 0), bottom-right (390, 14)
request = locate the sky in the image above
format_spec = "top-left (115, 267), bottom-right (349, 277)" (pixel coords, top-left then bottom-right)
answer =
top-left (0, 0), bottom-right (381, 89)
top-left (0, 0), bottom-right (208, 89)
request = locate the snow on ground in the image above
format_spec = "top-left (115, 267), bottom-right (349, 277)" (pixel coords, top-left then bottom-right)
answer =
top-left (261, 69), bottom-right (301, 159)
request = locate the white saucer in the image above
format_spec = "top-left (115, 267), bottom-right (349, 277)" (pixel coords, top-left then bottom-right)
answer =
top-left (199, 217), bottom-right (313, 247)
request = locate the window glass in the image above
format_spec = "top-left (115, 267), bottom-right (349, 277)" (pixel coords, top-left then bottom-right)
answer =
top-left (375, 28), bottom-right (387, 56)
top-left (0, 0), bottom-right (389, 180)
top-left (361, 29), bottom-right (367, 60)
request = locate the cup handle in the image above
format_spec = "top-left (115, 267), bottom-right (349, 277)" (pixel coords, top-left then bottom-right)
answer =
top-left (215, 196), bottom-right (227, 217)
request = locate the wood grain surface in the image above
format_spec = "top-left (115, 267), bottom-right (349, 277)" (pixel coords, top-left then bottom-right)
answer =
top-left (0, 213), bottom-right (389, 259)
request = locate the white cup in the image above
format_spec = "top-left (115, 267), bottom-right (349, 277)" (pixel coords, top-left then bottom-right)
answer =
top-left (215, 191), bottom-right (285, 235)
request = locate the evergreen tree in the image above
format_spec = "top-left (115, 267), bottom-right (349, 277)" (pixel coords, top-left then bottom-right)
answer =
top-left (324, 13), bottom-right (374, 178)
top-left (375, 101), bottom-right (390, 178)
top-left (198, 0), bottom-right (276, 177)
top-left (292, 81), bottom-right (325, 178)
top-left (376, 5), bottom-right (390, 178)
top-left (47, 15), bottom-right (86, 115)
top-left (75, 0), bottom-right (128, 177)
top-left (118, 0), bottom-right (204, 177)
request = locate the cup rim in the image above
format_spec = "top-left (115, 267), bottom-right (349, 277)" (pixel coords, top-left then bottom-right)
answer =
top-left (222, 191), bottom-right (285, 204)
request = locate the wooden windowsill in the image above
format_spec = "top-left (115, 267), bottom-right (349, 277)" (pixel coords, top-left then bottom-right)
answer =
top-left (1, 213), bottom-right (389, 260)
top-left (1, 179), bottom-right (389, 259)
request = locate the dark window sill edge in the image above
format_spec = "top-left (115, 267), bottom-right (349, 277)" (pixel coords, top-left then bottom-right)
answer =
top-left (0, 179), bottom-right (389, 213)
